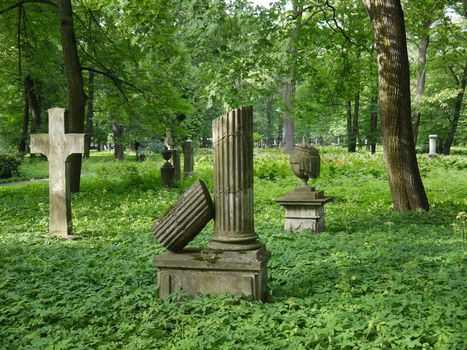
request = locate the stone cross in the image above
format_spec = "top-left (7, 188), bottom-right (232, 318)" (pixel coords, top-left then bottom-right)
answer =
top-left (30, 108), bottom-right (85, 237)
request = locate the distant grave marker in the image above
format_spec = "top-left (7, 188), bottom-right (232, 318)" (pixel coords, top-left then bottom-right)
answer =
top-left (30, 108), bottom-right (85, 238)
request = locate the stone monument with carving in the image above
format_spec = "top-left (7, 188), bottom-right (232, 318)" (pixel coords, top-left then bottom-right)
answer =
top-left (154, 106), bottom-right (270, 301)
top-left (276, 144), bottom-right (333, 233)
top-left (30, 108), bottom-right (85, 238)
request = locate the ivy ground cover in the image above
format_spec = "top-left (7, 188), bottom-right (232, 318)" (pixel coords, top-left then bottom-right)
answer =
top-left (0, 149), bottom-right (465, 349)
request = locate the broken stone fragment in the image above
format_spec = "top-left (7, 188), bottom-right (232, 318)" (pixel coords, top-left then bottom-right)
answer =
top-left (152, 179), bottom-right (214, 252)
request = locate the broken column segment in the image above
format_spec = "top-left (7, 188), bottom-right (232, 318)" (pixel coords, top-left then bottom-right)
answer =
top-left (153, 180), bottom-right (214, 252)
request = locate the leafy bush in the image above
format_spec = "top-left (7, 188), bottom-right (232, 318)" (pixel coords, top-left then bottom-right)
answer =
top-left (0, 153), bottom-right (21, 178)
top-left (254, 152), bottom-right (290, 180)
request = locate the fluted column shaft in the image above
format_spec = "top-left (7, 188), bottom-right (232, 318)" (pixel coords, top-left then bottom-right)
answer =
top-left (208, 106), bottom-right (261, 250)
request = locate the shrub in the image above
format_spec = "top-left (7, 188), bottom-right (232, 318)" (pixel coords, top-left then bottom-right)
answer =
top-left (0, 153), bottom-right (21, 178)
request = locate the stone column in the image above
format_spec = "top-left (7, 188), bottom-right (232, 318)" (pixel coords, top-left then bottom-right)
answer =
top-left (173, 149), bottom-right (181, 182)
top-left (183, 140), bottom-right (194, 178)
top-left (208, 106), bottom-right (261, 250)
top-left (429, 134), bottom-right (437, 156)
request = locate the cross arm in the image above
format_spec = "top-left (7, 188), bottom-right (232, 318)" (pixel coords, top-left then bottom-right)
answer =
top-left (64, 133), bottom-right (86, 156)
top-left (30, 134), bottom-right (50, 158)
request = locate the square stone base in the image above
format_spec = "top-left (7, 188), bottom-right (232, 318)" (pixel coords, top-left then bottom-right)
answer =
top-left (154, 247), bottom-right (270, 301)
top-left (283, 204), bottom-right (325, 233)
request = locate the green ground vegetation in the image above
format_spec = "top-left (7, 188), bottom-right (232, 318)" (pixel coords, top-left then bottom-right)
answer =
top-left (0, 148), bottom-right (466, 349)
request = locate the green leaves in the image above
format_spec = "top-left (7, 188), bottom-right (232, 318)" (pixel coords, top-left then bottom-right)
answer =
top-left (0, 149), bottom-right (466, 347)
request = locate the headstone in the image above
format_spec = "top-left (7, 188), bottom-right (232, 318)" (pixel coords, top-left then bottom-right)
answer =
top-left (154, 106), bottom-right (270, 301)
top-left (153, 180), bottom-right (214, 252)
top-left (429, 134), bottom-right (437, 157)
top-left (183, 139), bottom-right (194, 178)
top-left (276, 144), bottom-right (333, 234)
top-left (30, 108), bottom-right (85, 238)
top-left (173, 149), bottom-right (181, 182)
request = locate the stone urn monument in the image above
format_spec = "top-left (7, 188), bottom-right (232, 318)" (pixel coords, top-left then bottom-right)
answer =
top-left (160, 146), bottom-right (175, 187)
top-left (276, 144), bottom-right (333, 233)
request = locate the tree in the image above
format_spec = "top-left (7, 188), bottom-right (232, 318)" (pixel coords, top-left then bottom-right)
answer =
top-left (57, 0), bottom-right (86, 192)
top-left (363, 0), bottom-right (429, 212)
top-left (282, 1), bottom-right (303, 154)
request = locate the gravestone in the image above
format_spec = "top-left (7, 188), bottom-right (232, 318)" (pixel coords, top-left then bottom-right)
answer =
top-left (173, 149), bottom-right (181, 182)
top-left (30, 108), bottom-right (85, 238)
top-left (154, 106), bottom-right (270, 301)
top-left (429, 134), bottom-right (437, 157)
top-left (183, 139), bottom-right (194, 178)
top-left (276, 144), bottom-right (333, 234)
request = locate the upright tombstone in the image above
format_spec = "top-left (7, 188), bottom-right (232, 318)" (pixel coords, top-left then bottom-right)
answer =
top-left (429, 134), bottom-right (437, 157)
top-left (30, 108), bottom-right (85, 238)
top-left (183, 139), bottom-right (194, 178)
top-left (172, 148), bottom-right (181, 182)
top-left (276, 144), bottom-right (333, 234)
top-left (154, 106), bottom-right (270, 301)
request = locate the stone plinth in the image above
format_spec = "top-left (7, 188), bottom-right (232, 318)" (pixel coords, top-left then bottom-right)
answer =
top-left (209, 106), bottom-right (261, 251)
top-left (154, 247), bottom-right (270, 301)
top-left (276, 187), bottom-right (333, 234)
top-left (429, 134), bottom-right (437, 157)
top-left (30, 108), bottom-right (85, 238)
top-left (183, 140), bottom-right (194, 178)
top-left (161, 163), bottom-right (175, 187)
top-left (153, 180), bottom-right (214, 252)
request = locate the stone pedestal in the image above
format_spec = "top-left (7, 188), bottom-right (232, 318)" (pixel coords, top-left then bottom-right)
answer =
top-left (154, 247), bottom-right (270, 301)
top-left (183, 140), bottom-right (194, 178)
top-left (276, 187), bottom-right (333, 234)
top-left (161, 163), bottom-right (175, 187)
top-left (429, 134), bottom-right (437, 157)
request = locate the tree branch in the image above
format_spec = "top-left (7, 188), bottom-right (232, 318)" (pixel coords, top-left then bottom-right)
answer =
top-left (0, 0), bottom-right (56, 15)
top-left (448, 65), bottom-right (460, 86)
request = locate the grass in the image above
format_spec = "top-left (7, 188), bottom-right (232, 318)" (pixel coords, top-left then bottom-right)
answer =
top-left (0, 148), bottom-right (466, 349)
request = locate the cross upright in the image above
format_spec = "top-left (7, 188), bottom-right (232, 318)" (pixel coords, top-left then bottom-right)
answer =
top-left (30, 108), bottom-right (85, 237)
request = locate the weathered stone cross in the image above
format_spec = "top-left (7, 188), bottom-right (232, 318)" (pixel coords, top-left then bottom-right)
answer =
top-left (30, 108), bottom-right (85, 238)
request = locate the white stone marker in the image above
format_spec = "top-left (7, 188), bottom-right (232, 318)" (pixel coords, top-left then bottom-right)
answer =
top-left (30, 108), bottom-right (85, 237)
top-left (429, 134), bottom-right (437, 156)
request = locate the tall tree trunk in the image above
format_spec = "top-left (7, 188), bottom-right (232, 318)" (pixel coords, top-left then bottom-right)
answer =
top-left (443, 60), bottom-right (467, 155)
top-left (354, 92), bottom-right (361, 149)
top-left (411, 22), bottom-right (431, 146)
top-left (370, 95), bottom-right (378, 154)
top-left (58, 0), bottom-right (86, 192)
top-left (282, 2), bottom-right (302, 154)
top-left (19, 79), bottom-right (29, 154)
top-left (363, 0), bottom-right (429, 212)
top-left (84, 70), bottom-right (95, 158)
top-left (266, 97), bottom-right (274, 146)
top-left (112, 120), bottom-right (124, 161)
top-left (347, 100), bottom-right (356, 152)
top-left (24, 75), bottom-right (41, 132)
